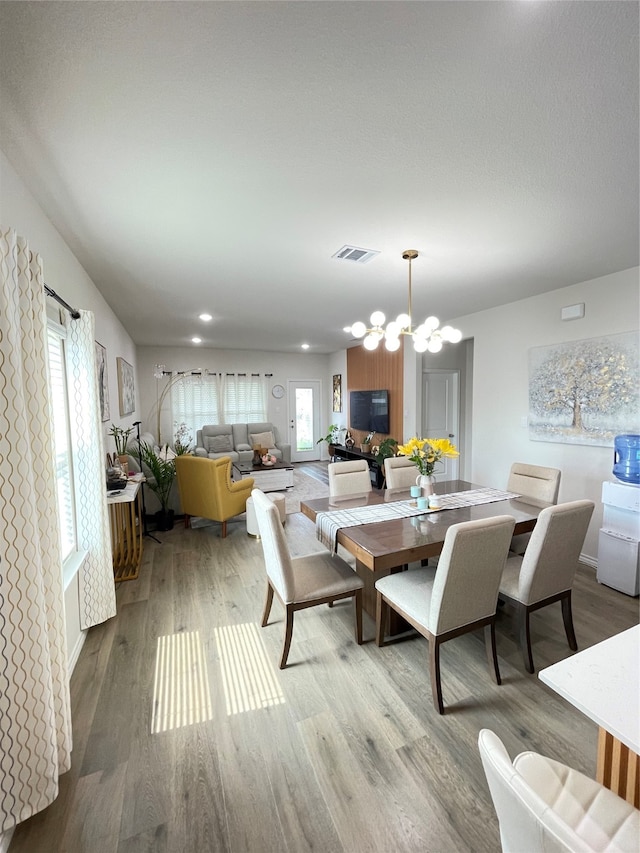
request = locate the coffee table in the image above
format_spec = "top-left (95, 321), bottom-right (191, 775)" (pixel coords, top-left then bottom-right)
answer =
top-left (233, 460), bottom-right (294, 492)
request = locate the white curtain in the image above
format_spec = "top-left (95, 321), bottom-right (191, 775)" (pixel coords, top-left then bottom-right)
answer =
top-left (0, 227), bottom-right (72, 831)
top-left (64, 311), bottom-right (116, 629)
top-left (221, 373), bottom-right (268, 422)
top-left (170, 371), bottom-right (221, 444)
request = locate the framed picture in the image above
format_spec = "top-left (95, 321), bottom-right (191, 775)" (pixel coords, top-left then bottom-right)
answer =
top-left (95, 341), bottom-right (110, 422)
top-left (333, 374), bottom-right (342, 412)
top-left (116, 357), bottom-right (135, 416)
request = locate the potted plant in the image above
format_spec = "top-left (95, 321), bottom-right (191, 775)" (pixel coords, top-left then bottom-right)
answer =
top-left (317, 424), bottom-right (340, 458)
top-left (109, 423), bottom-right (134, 473)
top-left (139, 441), bottom-right (177, 531)
top-left (360, 431), bottom-right (375, 453)
top-left (376, 436), bottom-right (398, 464)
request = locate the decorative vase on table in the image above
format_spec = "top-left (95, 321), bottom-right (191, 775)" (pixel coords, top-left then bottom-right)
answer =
top-left (417, 474), bottom-right (436, 497)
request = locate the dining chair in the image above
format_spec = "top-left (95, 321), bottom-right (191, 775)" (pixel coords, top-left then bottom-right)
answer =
top-left (174, 455), bottom-right (253, 538)
top-left (375, 515), bottom-right (515, 714)
top-left (383, 456), bottom-right (419, 489)
top-left (507, 463), bottom-right (561, 555)
top-left (498, 499), bottom-right (594, 673)
top-left (252, 488), bottom-right (364, 668)
top-left (478, 728), bottom-right (639, 852)
top-left (328, 459), bottom-right (372, 497)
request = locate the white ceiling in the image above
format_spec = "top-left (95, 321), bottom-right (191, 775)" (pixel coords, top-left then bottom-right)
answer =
top-left (1, 1), bottom-right (638, 354)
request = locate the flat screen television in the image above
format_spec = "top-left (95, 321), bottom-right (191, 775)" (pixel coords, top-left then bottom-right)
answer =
top-left (349, 389), bottom-right (389, 435)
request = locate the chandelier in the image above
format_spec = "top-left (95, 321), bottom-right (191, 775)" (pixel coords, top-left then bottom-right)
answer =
top-left (348, 249), bottom-right (462, 352)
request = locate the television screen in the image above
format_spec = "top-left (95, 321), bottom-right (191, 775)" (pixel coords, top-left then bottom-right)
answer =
top-left (350, 389), bottom-right (389, 434)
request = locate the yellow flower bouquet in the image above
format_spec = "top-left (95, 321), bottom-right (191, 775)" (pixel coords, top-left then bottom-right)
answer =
top-left (396, 437), bottom-right (459, 476)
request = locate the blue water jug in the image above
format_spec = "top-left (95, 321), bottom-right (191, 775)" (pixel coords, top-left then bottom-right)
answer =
top-left (613, 434), bottom-right (640, 484)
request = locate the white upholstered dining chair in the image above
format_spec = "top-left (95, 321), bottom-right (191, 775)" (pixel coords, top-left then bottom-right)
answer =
top-left (478, 728), bottom-right (639, 852)
top-left (498, 499), bottom-right (594, 673)
top-left (383, 456), bottom-right (419, 489)
top-left (375, 515), bottom-right (515, 714)
top-left (507, 463), bottom-right (561, 555)
top-left (328, 459), bottom-right (372, 497)
top-left (252, 489), bottom-right (364, 668)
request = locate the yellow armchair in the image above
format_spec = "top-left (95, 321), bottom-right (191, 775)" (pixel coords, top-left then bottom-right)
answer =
top-left (174, 456), bottom-right (254, 538)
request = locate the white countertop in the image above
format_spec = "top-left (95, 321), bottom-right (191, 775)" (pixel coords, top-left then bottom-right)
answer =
top-left (538, 625), bottom-right (640, 753)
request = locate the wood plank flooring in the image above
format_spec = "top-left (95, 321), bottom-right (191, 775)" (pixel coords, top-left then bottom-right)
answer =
top-left (9, 474), bottom-right (639, 852)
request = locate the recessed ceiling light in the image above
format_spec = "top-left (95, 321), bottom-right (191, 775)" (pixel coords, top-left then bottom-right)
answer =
top-left (343, 326), bottom-right (352, 333)
top-left (191, 337), bottom-right (202, 344)
top-left (199, 313), bottom-right (212, 322)
top-left (301, 343), bottom-right (310, 350)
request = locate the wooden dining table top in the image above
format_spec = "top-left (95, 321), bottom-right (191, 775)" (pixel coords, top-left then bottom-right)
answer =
top-left (300, 479), bottom-right (548, 572)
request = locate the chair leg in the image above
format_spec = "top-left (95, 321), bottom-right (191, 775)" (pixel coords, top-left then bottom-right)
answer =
top-left (279, 605), bottom-right (294, 669)
top-left (221, 520), bottom-right (227, 538)
top-left (261, 581), bottom-right (274, 627)
top-left (353, 589), bottom-right (363, 645)
top-left (429, 637), bottom-right (445, 715)
top-left (184, 514), bottom-right (191, 529)
top-left (561, 591), bottom-right (578, 651)
top-left (484, 621), bottom-right (501, 685)
top-left (519, 603), bottom-right (535, 674)
top-left (375, 593), bottom-right (387, 646)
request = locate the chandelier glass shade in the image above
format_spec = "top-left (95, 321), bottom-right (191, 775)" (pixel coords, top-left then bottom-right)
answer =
top-left (349, 249), bottom-right (462, 353)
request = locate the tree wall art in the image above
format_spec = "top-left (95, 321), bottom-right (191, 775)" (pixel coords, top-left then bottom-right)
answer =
top-left (528, 331), bottom-right (639, 446)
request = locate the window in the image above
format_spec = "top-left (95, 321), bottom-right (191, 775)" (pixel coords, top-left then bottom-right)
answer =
top-left (222, 374), bottom-right (268, 423)
top-left (47, 324), bottom-right (76, 561)
top-left (171, 373), bottom-right (221, 444)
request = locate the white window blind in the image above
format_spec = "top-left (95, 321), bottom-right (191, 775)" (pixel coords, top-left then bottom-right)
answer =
top-left (222, 374), bottom-right (268, 423)
top-left (171, 373), bottom-right (221, 443)
top-left (47, 325), bottom-right (76, 561)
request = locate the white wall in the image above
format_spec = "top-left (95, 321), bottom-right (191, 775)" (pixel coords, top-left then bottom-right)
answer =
top-left (1, 150), bottom-right (140, 669)
top-left (448, 267), bottom-right (640, 564)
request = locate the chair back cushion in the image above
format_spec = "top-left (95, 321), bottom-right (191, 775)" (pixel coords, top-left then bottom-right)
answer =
top-left (478, 728), bottom-right (640, 853)
top-left (508, 463), bottom-right (561, 505)
top-left (384, 456), bottom-right (419, 489)
top-left (252, 489), bottom-right (295, 602)
top-left (517, 500), bottom-right (594, 603)
top-left (175, 455), bottom-right (250, 523)
top-left (431, 515), bottom-right (515, 634)
top-left (231, 423), bottom-right (250, 450)
top-left (328, 460), bottom-right (372, 497)
top-left (200, 424), bottom-right (234, 454)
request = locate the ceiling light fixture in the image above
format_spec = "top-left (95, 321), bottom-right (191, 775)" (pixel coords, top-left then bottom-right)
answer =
top-left (348, 249), bottom-right (462, 353)
top-left (199, 313), bottom-right (212, 322)
top-left (191, 336), bottom-right (202, 344)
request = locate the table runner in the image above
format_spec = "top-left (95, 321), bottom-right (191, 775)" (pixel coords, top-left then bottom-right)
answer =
top-left (317, 488), bottom-right (521, 554)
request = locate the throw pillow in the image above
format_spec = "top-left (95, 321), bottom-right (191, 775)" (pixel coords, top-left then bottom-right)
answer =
top-left (208, 434), bottom-right (233, 453)
top-left (249, 430), bottom-right (275, 448)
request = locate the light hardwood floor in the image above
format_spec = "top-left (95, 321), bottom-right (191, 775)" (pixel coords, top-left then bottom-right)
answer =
top-left (10, 474), bottom-right (639, 852)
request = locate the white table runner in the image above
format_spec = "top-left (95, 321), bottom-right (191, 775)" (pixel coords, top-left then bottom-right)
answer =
top-left (316, 488), bottom-right (521, 554)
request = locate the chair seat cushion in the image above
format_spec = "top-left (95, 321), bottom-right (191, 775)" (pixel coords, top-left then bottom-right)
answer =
top-left (375, 567), bottom-right (437, 629)
top-left (514, 751), bottom-right (640, 851)
top-left (291, 552), bottom-right (363, 604)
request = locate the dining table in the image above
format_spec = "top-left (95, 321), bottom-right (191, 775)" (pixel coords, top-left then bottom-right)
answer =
top-left (300, 478), bottom-right (548, 631)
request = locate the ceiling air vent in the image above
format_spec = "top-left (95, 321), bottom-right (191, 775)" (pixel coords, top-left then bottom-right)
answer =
top-left (332, 245), bottom-right (380, 264)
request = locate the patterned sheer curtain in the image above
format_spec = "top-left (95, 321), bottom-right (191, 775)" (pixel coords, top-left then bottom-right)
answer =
top-left (64, 311), bottom-right (116, 630)
top-left (222, 373), bottom-right (268, 422)
top-left (0, 227), bottom-right (72, 831)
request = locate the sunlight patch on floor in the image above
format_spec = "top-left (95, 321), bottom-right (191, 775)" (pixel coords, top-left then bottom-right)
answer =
top-left (151, 630), bottom-right (213, 733)
top-left (214, 622), bottom-right (285, 715)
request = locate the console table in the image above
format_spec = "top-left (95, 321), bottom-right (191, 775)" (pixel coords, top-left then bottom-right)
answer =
top-left (107, 480), bottom-right (143, 582)
top-left (331, 444), bottom-right (385, 489)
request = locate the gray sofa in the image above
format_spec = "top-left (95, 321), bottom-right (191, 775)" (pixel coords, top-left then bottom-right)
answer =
top-left (195, 422), bottom-right (291, 464)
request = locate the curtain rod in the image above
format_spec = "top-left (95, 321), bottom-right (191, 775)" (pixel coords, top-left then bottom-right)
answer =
top-left (44, 284), bottom-right (81, 320)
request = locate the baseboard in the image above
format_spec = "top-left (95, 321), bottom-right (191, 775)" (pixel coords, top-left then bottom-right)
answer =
top-left (580, 552), bottom-right (597, 570)
top-left (67, 628), bottom-right (87, 674)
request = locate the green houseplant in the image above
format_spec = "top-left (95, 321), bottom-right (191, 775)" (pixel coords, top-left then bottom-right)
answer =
top-left (317, 425), bottom-right (340, 458)
top-left (139, 441), bottom-right (177, 531)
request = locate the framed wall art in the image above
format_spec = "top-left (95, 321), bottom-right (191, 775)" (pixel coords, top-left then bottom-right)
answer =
top-left (528, 331), bottom-right (639, 446)
top-left (333, 374), bottom-right (342, 412)
top-left (95, 341), bottom-right (110, 421)
top-left (116, 356), bottom-right (135, 416)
